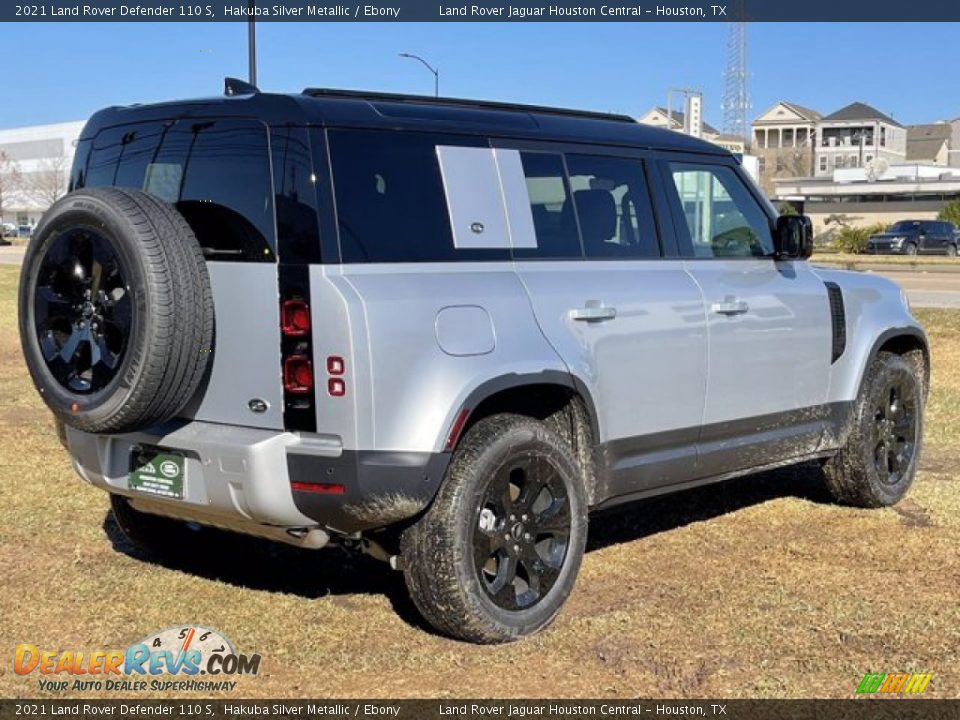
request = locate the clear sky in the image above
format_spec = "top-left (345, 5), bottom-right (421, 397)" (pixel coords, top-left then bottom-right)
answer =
top-left (3, 21), bottom-right (959, 129)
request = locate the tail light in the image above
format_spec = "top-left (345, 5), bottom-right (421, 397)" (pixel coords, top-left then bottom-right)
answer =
top-left (281, 299), bottom-right (311, 336)
top-left (284, 355), bottom-right (314, 394)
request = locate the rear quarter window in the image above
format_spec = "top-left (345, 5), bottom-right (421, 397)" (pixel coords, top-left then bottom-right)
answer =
top-left (327, 129), bottom-right (508, 263)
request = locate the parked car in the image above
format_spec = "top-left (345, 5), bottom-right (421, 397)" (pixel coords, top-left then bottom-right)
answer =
top-left (18, 83), bottom-right (929, 643)
top-left (1, 222), bottom-right (16, 238)
top-left (17, 225), bottom-right (34, 239)
top-left (867, 219), bottom-right (958, 256)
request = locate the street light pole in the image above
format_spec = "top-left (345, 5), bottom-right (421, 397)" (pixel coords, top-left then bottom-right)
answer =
top-left (399, 53), bottom-right (439, 97)
top-left (248, 0), bottom-right (257, 87)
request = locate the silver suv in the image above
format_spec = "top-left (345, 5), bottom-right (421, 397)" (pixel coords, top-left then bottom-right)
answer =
top-left (19, 85), bottom-right (928, 643)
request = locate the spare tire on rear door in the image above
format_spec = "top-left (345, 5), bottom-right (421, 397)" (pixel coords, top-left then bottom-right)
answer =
top-left (19, 188), bottom-right (214, 434)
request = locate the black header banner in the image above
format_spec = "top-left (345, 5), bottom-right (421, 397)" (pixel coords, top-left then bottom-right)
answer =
top-left (0, 700), bottom-right (956, 720)
top-left (5, 0), bottom-right (960, 22)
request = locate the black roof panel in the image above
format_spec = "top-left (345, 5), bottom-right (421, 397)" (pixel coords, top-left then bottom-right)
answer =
top-left (80, 89), bottom-right (729, 156)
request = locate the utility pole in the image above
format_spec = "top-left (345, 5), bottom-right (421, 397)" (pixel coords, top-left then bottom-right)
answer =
top-left (248, 0), bottom-right (257, 86)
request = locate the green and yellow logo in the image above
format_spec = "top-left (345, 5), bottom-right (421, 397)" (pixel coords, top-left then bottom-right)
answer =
top-left (856, 672), bottom-right (933, 695)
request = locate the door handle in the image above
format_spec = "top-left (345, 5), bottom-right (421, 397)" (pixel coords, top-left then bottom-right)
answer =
top-left (711, 298), bottom-right (749, 316)
top-left (570, 302), bottom-right (617, 322)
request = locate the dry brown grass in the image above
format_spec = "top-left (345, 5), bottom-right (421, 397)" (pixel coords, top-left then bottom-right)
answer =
top-left (0, 266), bottom-right (958, 700)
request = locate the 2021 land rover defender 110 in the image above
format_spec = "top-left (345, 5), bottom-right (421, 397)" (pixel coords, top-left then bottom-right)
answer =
top-left (19, 82), bottom-right (928, 643)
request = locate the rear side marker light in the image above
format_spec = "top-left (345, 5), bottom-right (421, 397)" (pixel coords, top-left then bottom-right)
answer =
top-left (281, 299), bottom-right (311, 336)
top-left (284, 356), bottom-right (314, 394)
top-left (291, 481), bottom-right (346, 495)
top-left (445, 408), bottom-right (471, 451)
top-left (327, 356), bottom-right (345, 375)
top-left (328, 378), bottom-right (346, 397)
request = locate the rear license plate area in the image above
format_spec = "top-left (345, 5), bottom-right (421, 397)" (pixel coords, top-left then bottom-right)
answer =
top-left (129, 445), bottom-right (185, 500)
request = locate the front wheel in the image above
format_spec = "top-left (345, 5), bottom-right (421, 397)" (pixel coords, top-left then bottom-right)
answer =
top-left (904, 242), bottom-right (918, 256)
top-left (822, 352), bottom-right (924, 507)
top-left (401, 414), bottom-right (588, 643)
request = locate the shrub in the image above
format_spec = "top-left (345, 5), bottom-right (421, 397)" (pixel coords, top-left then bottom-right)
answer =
top-left (831, 223), bottom-right (886, 254)
top-left (778, 203), bottom-right (798, 216)
top-left (938, 200), bottom-right (960, 228)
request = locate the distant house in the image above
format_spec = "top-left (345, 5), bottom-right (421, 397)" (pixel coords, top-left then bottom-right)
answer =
top-left (751, 101), bottom-right (822, 192)
top-left (638, 106), bottom-right (720, 136)
top-left (814, 101), bottom-right (905, 177)
top-left (906, 123), bottom-right (951, 166)
top-left (638, 106), bottom-right (744, 154)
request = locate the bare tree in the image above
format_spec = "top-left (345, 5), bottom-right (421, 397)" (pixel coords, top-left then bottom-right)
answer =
top-left (0, 151), bottom-right (22, 226)
top-left (26, 152), bottom-right (69, 208)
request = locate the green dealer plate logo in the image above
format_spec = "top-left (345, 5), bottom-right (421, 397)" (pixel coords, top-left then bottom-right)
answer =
top-left (129, 445), bottom-right (184, 499)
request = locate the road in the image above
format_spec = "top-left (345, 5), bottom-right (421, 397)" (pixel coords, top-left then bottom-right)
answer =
top-left (867, 270), bottom-right (960, 309)
top-left (2, 246), bottom-right (959, 308)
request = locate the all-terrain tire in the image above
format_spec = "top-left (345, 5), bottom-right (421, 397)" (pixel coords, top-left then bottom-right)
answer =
top-left (822, 352), bottom-right (925, 507)
top-left (904, 242), bottom-right (918, 256)
top-left (401, 414), bottom-right (588, 643)
top-left (19, 188), bottom-right (214, 434)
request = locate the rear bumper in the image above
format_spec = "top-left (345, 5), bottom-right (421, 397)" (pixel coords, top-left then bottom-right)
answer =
top-left (65, 420), bottom-right (449, 543)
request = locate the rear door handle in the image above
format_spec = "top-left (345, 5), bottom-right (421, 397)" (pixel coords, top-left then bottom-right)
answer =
top-left (711, 298), bottom-right (749, 316)
top-left (570, 302), bottom-right (617, 322)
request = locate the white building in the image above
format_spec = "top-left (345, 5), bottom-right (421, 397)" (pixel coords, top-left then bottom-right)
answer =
top-left (0, 120), bottom-right (85, 228)
top-left (814, 102), bottom-right (906, 177)
top-left (774, 163), bottom-right (960, 234)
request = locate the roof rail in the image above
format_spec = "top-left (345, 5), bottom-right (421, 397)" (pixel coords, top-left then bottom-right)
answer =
top-left (301, 87), bottom-right (637, 124)
top-left (224, 77), bottom-right (260, 96)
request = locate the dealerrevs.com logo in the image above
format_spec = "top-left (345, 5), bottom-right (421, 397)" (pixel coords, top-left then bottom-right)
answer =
top-left (14, 625), bottom-right (261, 693)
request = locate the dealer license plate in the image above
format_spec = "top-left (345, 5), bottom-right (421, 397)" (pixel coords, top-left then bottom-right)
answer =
top-left (128, 445), bottom-right (185, 499)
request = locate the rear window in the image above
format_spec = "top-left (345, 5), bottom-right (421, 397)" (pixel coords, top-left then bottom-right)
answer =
top-left (327, 129), bottom-right (507, 263)
top-left (79, 118), bottom-right (275, 262)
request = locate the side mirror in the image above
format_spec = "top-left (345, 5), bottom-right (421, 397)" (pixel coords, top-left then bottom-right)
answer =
top-left (774, 214), bottom-right (814, 259)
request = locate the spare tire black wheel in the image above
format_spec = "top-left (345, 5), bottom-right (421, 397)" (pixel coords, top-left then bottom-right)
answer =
top-left (19, 188), bottom-right (214, 434)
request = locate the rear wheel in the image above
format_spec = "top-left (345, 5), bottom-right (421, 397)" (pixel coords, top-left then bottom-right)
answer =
top-left (947, 244), bottom-right (957, 258)
top-left (401, 414), bottom-right (588, 643)
top-left (823, 352), bottom-right (924, 507)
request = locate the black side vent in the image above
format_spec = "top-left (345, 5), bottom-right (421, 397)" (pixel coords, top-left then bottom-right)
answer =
top-left (825, 282), bottom-right (846, 363)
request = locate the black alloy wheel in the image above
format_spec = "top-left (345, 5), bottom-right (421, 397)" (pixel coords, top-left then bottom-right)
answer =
top-left (34, 228), bottom-right (131, 394)
top-left (19, 188), bottom-right (214, 434)
top-left (873, 378), bottom-right (919, 486)
top-left (474, 454), bottom-right (572, 611)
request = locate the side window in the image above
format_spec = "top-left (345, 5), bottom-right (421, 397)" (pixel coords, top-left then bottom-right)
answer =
top-left (513, 152), bottom-right (583, 259)
top-left (565, 154), bottom-right (659, 259)
top-left (327, 129), bottom-right (503, 263)
top-left (667, 163), bottom-right (774, 258)
top-left (81, 119), bottom-right (275, 262)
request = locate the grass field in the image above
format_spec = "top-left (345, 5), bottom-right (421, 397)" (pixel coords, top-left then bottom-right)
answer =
top-left (1, 263), bottom-right (958, 699)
